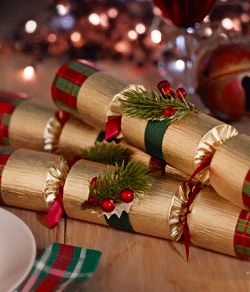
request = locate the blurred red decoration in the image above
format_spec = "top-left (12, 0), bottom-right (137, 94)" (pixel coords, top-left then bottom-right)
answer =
top-left (197, 43), bottom-right (250, 121)
top-left (153, 0), bottom-right (216, 28)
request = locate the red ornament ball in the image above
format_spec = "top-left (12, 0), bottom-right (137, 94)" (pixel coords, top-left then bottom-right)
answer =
top-left (196, 43), bottom-right (250, 121)
top-left (153, 0), bottom-right (216, 28)
top-left (120, 188), bottom-right (134, 203)
top-left (176, 88), bottom-right (187, 99)
top-left (100, 199), bottom-right (115, 212)
top-left (163, 106), bottom-right (176, 117)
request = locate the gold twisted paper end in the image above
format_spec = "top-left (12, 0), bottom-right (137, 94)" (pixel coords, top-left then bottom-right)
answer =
top-left (43, 116), bottom-right (62, 153)
top-left (194, 124), bottom-right (238, 182)
top-left (43, 155), bottom-right (70, 208)
top-left (107, 85), bottom-right (146, 120)
top-left (168, 184), bottom-right (189, 241)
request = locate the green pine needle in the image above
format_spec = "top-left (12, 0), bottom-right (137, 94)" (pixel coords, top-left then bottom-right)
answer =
top-left (89, 160), bottom-right (152, 204)
top-left (82, 142), bottom-right (131, 166)
top-left (119, 87), bottom-right (199, 122)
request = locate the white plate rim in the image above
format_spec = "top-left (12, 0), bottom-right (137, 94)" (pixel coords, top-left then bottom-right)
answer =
top-left (0, 208), bottom-right (36, 291)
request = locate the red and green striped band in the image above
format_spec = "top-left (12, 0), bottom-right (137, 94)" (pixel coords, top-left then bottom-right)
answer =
top-left (234, 209), bottom-right (250, 260)
top-left (0, 146), bottom-right (15, 205)
top-left (0, 92), bottom-right (26, 145)
top-left (51, 59), bottom-right (99, 115)
top-left (243, 169), bottom-right (250, 209)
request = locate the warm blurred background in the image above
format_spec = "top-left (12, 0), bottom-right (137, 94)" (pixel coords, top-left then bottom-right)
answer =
top-left (0, 0), bottom-right (249, 132)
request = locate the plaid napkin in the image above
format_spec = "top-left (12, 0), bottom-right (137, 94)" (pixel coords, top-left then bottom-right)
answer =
top-left (17, 243), bottom-right (101, 292)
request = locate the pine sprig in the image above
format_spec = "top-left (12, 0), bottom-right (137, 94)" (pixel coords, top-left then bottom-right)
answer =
top-left (81, 160), bottom-right (152, 210)
top-left (119, 87), bottom-right (199, 122)
top-left (82, 142), bottom-right (131, 166)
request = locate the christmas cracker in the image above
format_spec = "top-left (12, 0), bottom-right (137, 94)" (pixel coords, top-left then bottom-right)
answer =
top-left (0, 147), bottom-right (69, 211)
top-left (51, 59), bottom-right (126, 130)
top-left (0, 146), bottom-right (249, 260)
top-left (64, 159), bottom-right (250, 260)
top-left (0, 91), bottom-right (59, 152)
top-left (51, 59), bottom-right (250, 211)
top-left (0, 91), bottom-right (108, 158)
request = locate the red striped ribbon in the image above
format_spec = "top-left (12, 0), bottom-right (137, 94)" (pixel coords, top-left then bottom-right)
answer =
top-left (0, 93), bottom-right (26, 145)
top-left (243, 169), bottom-right (250, 209)
top-left (51, 59), bottom-right (99, 114)
top-left (234, 209), bottom-right (250, 260)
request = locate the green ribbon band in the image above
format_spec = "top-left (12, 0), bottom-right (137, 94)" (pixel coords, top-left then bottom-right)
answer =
top-left (144, 120), bottom-right (169, 161)
top-left (104, 211), bottom-right (135, 233)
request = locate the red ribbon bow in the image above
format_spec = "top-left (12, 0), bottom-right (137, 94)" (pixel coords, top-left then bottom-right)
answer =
top-left (183, 155), bottom-right (212, 261)
top-left (105, 116), bottom-right (122, 140)
top-left (46, 192), bottom-right (64, 229)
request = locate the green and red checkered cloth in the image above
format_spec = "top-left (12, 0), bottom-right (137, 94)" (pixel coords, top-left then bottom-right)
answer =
top-left (18, 243), bottom-right (101, 291)
top-left (51, 59), bottom-right (98, 115)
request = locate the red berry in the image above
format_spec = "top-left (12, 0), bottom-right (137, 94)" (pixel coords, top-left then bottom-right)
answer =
top-left (120, 188), bottom-right (134, 203)
top-left (157, 80), bottom-right (173, 95)
top-left (90, 177), bottom-right (97, 188)
top-left (100, 199), bottom-right (115, 212)
top-left (163, 106), bottom-right (176, 117)
top-left (176, 88), bottom-right (187, 99)
top-left (88, 195), bottom-right (98, 206)
top-left (157, 80), bottom-right (170, 90)
top-left (164, 87), bottom-right (174, 95)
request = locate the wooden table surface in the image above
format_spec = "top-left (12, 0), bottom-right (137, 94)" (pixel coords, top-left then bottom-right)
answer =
top-left (1, 55), bottom-right (250, 292)
top-left (4, 206), bottom-right (250, 292)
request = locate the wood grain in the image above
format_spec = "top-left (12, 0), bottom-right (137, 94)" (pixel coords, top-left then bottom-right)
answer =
top-left (210, 134), bottom-right (250, 209)
top-left (65, 219), bottom-right (250, 292)
top-left (4, 206), bottom-right (250, 292)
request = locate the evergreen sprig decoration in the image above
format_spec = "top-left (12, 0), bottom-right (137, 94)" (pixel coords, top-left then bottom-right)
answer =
top-left (82, 142), bottom-right (131, 166)
top-left (81, 160), bottom-right (152, 211)
top-left (119, 81), bottom-right (200, 124)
